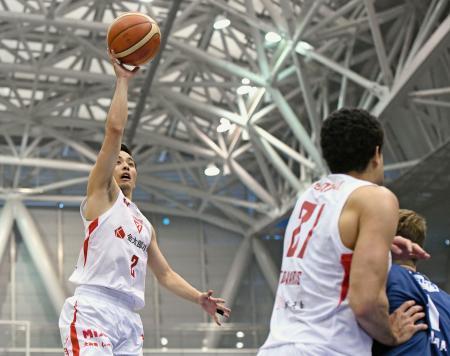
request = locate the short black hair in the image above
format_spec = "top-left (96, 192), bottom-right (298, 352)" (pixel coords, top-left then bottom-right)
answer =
top-left (320, 108), bottom-right (384, 173)
top-left (120, 143), bottom-right (133, 156)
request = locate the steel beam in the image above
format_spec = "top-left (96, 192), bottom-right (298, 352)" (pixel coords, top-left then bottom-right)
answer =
top-left (372, 14), bottom-right (450, 118)
top-left (0, 156), bottom-right (92, 172)
top-left (0, 201), bottom-right (14, 266)
top-left (0, 10), bottom-right (107, 32)
top-left (204, 235), bottom-right (253, 348)
top-left (252, 237), bottom-right (278, 295)
top-left (127, 0), bottom-right (182, 144)
top-left (12, 200), bottom-right (67, 314)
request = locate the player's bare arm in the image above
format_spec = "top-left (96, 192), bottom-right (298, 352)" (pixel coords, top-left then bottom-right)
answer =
top-left (147, 227), bottom-right (231, 325)
top-left (84, 53), bottom-right (139, 220)
top-left (345, 186), bottom-right (427, 345)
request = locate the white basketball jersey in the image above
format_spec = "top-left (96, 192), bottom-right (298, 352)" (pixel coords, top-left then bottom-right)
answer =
top-left (260, 174), bottom-right (376, 355)
top-left (69, 190), bottom-right (152, 310)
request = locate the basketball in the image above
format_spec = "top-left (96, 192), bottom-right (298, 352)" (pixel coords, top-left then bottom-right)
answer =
top-left (107, 12), bottom-right (161, 66)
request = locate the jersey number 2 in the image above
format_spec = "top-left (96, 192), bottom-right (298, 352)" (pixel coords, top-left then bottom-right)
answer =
top-left (130, 255), bottom-right (139, 278)
top-left (286, 201), bottom-right (325, 258)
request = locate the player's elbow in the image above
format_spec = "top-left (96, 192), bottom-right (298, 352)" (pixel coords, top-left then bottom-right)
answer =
top-left (106, 124), bottom-right (124, 136)
top-left (156, 266), bottom-right (174, 286)
top-left (348, 293), bottom-right (378, 319)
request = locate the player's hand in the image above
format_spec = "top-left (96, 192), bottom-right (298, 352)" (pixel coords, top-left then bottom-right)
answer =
top-left (389, 300), bottom-right (428, 345)
top-left (198, 290), bottom-right (231, 326)
top-left (108, 49), bottom-right (140, 79)
top-left (391, 235), bottom-right (431, 261)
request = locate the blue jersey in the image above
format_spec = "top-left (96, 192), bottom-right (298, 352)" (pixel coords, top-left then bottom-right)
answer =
top-left (373, 264), bottom-right (450, 355)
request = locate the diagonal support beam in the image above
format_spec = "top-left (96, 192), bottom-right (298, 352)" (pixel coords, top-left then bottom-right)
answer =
top-left (252, 237), bottom-right (278, 295)
top-left (364, 0), bottom-right (393, 86)
top-left (0, 201), bottom-right (14, 266)
top-left (268, 88), bottom-right (325, 172)
top-left (12, 200), bottom-right (67, 314)
top-left (372, 14), bottom-right (450, 118)
top-left (205, 235), bottom-right (253, 348)
top-left (127, 0), bottom-right (182, 144)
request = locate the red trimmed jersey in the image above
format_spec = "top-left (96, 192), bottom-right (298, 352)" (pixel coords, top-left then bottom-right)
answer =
top-left (259, 174), bottom-right (376, 355)
top-left (69, 190), bottom-right (152, 310)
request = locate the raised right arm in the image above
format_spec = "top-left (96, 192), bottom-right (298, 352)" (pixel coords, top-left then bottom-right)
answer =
top-left (84, 56), bottom-right (138, 220)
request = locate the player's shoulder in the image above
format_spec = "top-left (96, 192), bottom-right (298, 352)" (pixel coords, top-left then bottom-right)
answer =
top-left (349, 185), bottom-right (398, 211)
top-left (388, 264), bottom-right (414, 281)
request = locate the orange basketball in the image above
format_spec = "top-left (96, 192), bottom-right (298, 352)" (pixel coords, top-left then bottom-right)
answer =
top-left (107, 12), bottom-right (161, 66)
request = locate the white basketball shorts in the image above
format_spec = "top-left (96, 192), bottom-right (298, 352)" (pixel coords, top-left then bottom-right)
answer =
top-left (59, 285), bottom-right (144, 356)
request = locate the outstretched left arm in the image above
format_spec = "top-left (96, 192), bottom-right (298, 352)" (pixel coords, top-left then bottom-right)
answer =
top-left (147, 227), bottom-right (231, 325)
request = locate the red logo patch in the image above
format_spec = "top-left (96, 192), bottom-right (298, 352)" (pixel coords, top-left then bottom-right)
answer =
top-left (115, 226), bottom-right (126, 239)
top-left (133, 216), bottom-right (143, 233)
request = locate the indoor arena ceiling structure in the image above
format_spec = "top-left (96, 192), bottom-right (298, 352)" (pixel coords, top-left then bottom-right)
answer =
top-left (1, 0), bottom-right (450, 237)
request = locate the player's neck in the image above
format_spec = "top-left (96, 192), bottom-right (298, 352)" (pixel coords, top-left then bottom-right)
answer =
top-left (395, 260), bottom-right (417, 271)
top-left (346, 170), bottom-right (378, 184)
top-left (120, 187), bottom-right (133, 201)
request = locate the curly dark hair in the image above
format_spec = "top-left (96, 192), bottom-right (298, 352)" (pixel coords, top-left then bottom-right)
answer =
top-left (320, 108), bottom-right (384, 173)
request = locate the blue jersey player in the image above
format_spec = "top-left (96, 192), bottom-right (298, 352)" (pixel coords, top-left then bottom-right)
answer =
top-left (373, 209), bottom-right (450, 355)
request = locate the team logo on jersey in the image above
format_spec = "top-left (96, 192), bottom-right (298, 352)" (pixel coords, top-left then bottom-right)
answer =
top-left (133, 216), bottom-right (143, 233)
top-left (115, 226), bottom-right (126, 239)
top-left (123, 198), bottom-right (130, 207)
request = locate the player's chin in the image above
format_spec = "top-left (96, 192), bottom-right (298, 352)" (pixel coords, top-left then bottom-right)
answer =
top-left (119, 181), bottom-right (133, 191)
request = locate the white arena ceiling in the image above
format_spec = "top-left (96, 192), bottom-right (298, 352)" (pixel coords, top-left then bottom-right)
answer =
top-left (1, 0), bottom-right (450, 236)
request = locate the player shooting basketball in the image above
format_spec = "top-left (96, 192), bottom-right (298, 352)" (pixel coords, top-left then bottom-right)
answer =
top-left (58, 52), bottom-right (230, 355)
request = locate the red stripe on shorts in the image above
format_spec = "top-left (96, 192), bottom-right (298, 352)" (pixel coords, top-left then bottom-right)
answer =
top-left (70, 302), bottom-right (80, 356)
top-left (83, 218), bottom-right (99, 266)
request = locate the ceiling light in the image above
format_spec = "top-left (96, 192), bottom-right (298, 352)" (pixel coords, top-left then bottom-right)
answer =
top-left (217, 118), bottom-right (231, 133)
top-left (237, 85), bottom-right (252, 95)
top-left (222, 163), bottom-right (231, 176)
top-left (204, 163), bottom-right (220, 176)
top-left (265, 31), bottom-right (281, 43)
top-left (296, 40), bottom-right (314, 54)
top-left (236, 342), bottom-right (244, 349)
top-left (213, 15), bottom-right (231, 30)
top-left (160, 337), bottom-right (168, 346)
top-left (241, 129), bottom-right (250, 141)
top-left (241, 78), bottom-right (250, 85)
top-left (236, 331), bottom-right (245, 338)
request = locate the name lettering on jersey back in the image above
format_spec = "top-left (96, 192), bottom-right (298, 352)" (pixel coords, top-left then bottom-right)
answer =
top-left (280, 270), bottom-right (302, 285)
top-left (275, 294), bottom-right (305, 311)
top-left (413, 273), bottom-right (439, 293)
top-left (431, 331), bottom-right (448, 352)
top-left (313, 181), bottom-right (343, 192)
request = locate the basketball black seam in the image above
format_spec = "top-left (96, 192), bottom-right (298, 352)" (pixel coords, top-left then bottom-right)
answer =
top-left (109, 20), bottom-right (152, 45)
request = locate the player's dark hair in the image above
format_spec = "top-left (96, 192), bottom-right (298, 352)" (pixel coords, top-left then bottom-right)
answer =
top-left (120, 143), bottom-right (137, 169)
top-left (120, 143), bottom-right (133, 156)
top-left (320, 108), bottom-right (384, 174)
